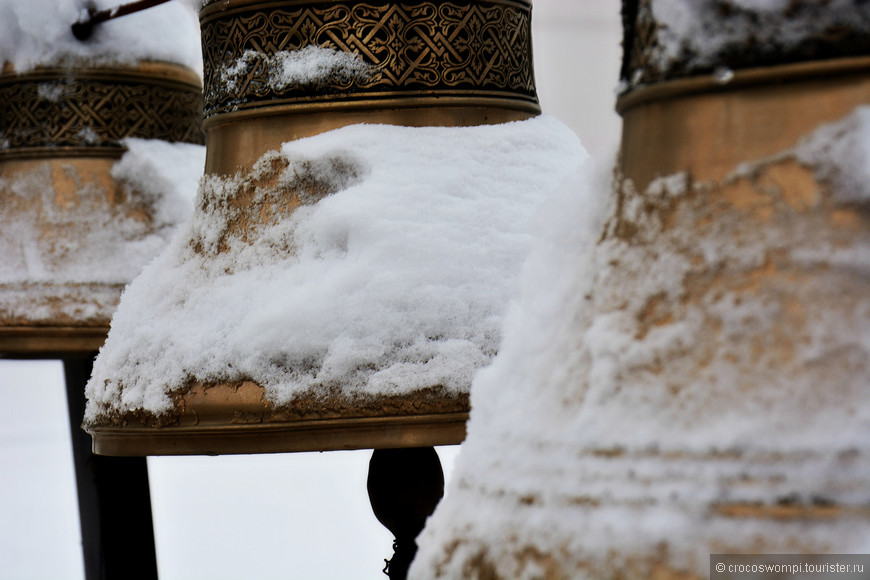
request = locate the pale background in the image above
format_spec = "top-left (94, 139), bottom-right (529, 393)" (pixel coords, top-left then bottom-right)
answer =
top-left (0, 1), bottom-right (622, 578)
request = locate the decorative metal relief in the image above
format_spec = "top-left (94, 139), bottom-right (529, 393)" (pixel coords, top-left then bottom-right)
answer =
top-left (0, 70), bottom-right (204, 155)
top-left (200, 0), bottom-right (538, 118)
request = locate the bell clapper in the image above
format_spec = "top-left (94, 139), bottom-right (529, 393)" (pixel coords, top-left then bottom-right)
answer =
top-left (367, 447), bottom-right (445, 580)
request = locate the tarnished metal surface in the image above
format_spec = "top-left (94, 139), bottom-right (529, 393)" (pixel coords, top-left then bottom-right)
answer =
top-left (620, 0), bottom-right (870, 90)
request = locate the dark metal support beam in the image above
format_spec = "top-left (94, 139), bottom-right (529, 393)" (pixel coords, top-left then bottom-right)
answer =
top-left (63, 356), bottom-right (158, 580)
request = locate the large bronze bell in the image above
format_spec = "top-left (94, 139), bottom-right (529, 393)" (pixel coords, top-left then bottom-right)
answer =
top-left (0, 61), bottom-right (203, 356)
top-left (410, 1), bottom-right (870, 578)
top-left (85, 0), bottom-right (541, 456)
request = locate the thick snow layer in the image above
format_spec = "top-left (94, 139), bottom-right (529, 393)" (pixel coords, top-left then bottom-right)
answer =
top-left (643, 0), bottom-right (870, 80)
top-left (412, 108), bottom-right (870, 578)
top-left (84, 116), bottom-right (584, 422)
top-left (0, 0), bottom-right (201, 73)
top-left (0, 140), bottom-right (204, 323)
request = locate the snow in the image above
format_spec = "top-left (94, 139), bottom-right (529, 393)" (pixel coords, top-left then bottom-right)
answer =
top-left (0, 0), bottom-right (201, 73)
top-left (411, 107), bottom-right (870, 578)
top-left (84, 116), bottom-right (583, 422)
top-left (0, 140), bottom-right (205, 324)
top-left (221, 47), bottom-right (371, 94)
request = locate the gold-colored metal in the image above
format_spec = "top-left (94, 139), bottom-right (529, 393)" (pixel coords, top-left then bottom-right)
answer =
top-left (200, 0), bottom-right (539, 175)
top-left (0, 62), bottom-right (203, 356)
top-left (617, 56), bottom-right (870, 192)
top-left (205, 102), bottom-right (532, 175)
top-left (87, 0), bottom-right (540, 455)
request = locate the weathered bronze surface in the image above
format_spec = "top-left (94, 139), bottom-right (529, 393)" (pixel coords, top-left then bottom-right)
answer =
top-left (0, 326), bottom-right (109, 357)
top-left (0, 62), bottom-right (203, 356)
top-left (200, 0), bottom-right (539, 174)
top-left (92, 381), bottom-right (468, 455)
top-left (516, 55), bottom-right (870, 580)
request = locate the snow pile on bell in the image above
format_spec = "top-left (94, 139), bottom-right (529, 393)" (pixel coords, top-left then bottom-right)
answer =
top-left (411, 109), bottom-right (870, 578)
top-left (84, 117), bottom-right (583, 422)
top-left (0, 0), bottom-right (200, 72)
top-left (0, 140), bottom-right (205, 325)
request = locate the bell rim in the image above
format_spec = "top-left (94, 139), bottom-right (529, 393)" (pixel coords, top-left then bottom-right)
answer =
top-left (0, 326), bottom-right (109, 356)
top-left (201, 94), bottom-right (541, 131)
top-left (88, 411), bottom-right (469, 456)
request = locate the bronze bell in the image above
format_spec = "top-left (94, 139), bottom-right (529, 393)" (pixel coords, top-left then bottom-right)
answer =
top-left (410, 1), bottom-right (870, 578)
top-left (0, 61), bottom-right (203, 356)
top-left (84, 0), bottom-right (549, 456)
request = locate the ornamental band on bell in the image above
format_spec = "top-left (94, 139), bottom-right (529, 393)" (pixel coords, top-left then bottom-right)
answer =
top-left (200, 0), bottom-right (537, 118)
top-left (0, 67), bottom-right (204, 156)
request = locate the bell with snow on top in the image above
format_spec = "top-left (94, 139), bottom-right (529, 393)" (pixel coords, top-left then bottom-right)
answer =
top-left (0, 16), bottom-right (203, 356)
top-left (82, 1), bottom-right (585, 578)
top-left (408, 0), bottom-right (870, 578)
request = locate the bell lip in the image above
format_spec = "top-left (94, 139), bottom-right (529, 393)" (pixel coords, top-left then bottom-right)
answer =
top-left (87, 411), bottom-right (469, 456)
top-left (616, 54), bottom-right (870, 116)
top-left (200, 0), bottom-right (533, 21)
top-left (0, 326), bottom-right (108, 357)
